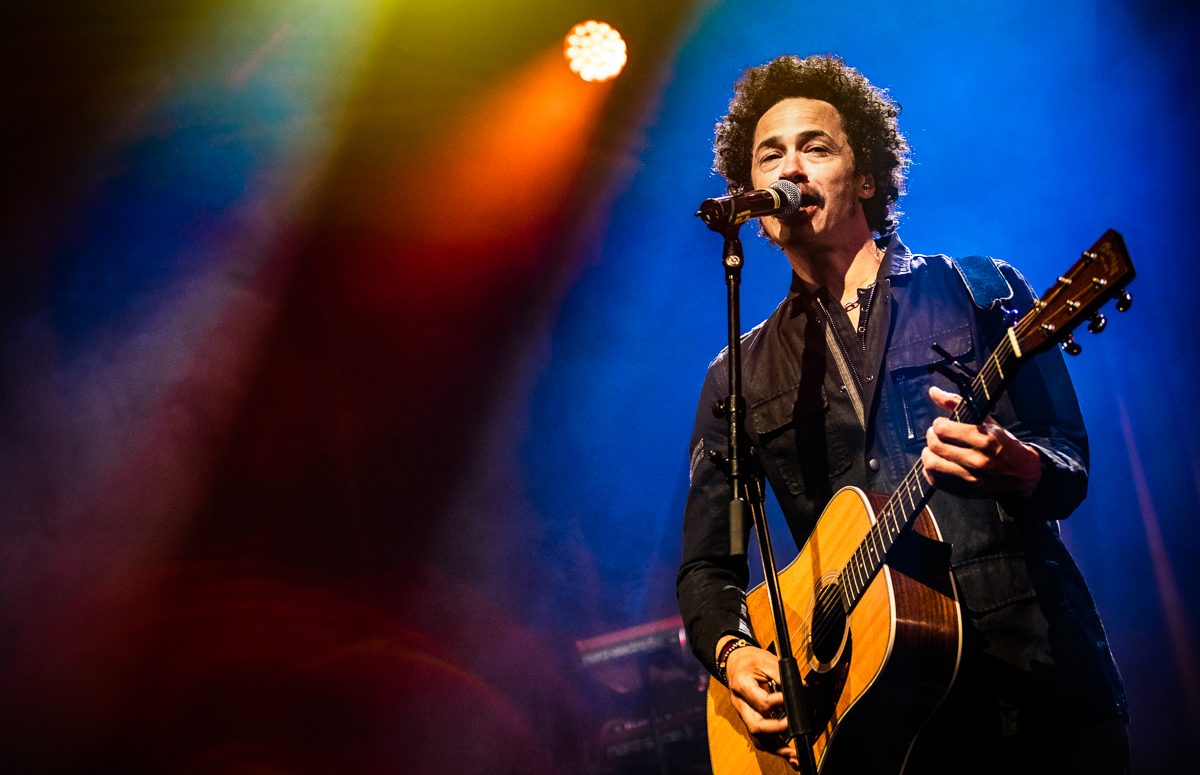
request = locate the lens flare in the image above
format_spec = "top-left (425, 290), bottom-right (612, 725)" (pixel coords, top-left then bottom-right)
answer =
top-left (563, 21), bottom-right (626, 83)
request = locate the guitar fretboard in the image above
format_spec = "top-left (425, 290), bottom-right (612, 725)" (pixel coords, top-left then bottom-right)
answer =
top-left (838, 328), bottom-right (1025, 610)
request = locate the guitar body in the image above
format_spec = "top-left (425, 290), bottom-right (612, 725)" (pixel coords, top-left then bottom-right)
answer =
top-left (707, 487), bottom-right (962, 775)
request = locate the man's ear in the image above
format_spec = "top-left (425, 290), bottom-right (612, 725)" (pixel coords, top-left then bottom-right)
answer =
top-left (859, 173), bottom-right (875, 200)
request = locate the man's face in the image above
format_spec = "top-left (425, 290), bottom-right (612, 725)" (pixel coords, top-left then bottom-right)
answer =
top-left (749, 97), bottom-right (873, 251)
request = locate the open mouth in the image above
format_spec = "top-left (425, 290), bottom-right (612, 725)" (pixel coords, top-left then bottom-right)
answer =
top-left (781, 191), bottom-right (821, 220)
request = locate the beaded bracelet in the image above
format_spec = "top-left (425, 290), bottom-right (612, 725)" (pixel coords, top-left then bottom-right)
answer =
top-left (717, 638), bottom-right (754, 686)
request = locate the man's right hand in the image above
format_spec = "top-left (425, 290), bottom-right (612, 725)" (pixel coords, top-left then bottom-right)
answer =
top-left (721, 639), bottom-right (802, 771)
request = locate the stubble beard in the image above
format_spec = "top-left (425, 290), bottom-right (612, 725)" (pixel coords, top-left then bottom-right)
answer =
top-left (768, 195), bottom-right (869, 263)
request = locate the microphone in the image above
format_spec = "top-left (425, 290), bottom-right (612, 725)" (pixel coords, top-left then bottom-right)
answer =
top-left (696, 179), bottom-right (803, 229)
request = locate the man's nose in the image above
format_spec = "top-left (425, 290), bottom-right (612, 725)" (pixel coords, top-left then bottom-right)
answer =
top-left (778, 152), bottom-right (806, 182)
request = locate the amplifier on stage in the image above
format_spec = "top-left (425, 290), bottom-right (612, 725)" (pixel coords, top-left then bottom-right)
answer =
top-left (575, 616), bottom-right (710, 775)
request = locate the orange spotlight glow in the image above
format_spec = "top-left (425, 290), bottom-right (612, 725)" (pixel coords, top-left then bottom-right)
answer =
top-left (382, 46), bottom-right (613, 252)
top-left (564, 21), bottom-right (626, 82)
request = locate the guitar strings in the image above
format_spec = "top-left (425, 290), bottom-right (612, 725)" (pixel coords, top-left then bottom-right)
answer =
top-left (807, 583), bottom-right (845, 654)
top-left (822, 275), bottom-right (1110, 643)
top-left (809, 334), bottom-right (1017, 648)
top-left (806, 323), bottom-right (1036, 652)
top-left (801, 278), bottom-right (1102, 662)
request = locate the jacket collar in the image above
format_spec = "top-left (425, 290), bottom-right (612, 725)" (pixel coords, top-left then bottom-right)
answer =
top-left (880, 232), bottom-right (913, 278)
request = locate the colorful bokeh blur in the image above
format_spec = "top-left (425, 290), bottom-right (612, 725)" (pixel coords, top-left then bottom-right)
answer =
top-left (1, 1), bottom-right (1197, 773)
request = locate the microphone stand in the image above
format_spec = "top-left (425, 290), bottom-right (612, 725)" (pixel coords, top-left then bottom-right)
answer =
top-left (698, 211), bottom-right (818, 775)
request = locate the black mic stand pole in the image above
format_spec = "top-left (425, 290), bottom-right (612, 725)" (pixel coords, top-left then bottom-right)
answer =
top-left (701, 213), bottom-right (817, 775)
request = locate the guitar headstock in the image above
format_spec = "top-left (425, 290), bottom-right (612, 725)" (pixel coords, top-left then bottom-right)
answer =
top-left (1012, 229), bottom-right (1136, 357)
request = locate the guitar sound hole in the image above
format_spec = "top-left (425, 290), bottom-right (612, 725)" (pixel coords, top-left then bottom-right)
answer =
top-left (810, 579), bottom-right (848, 664)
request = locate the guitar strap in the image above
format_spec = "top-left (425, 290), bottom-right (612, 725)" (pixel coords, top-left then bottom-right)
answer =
top-left (952, 254), bottom-right (1013, 310)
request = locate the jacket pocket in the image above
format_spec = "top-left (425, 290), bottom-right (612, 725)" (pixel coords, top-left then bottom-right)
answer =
top-left (751, 385), bottom-right (851, 495)
top-left (887, 324), bottom-right (974, 448)
top-left (952, 552), bottom-right (1037, 615)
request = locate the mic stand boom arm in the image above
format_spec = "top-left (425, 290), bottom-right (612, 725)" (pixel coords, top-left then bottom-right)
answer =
top-left (700, 214), bottom-right (817, 775)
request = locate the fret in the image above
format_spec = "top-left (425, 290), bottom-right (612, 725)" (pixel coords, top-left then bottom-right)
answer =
top-left (966, 386), bottom-right (985, 423)
top-left (1006, 326), bottom-right (1023, 359)
top-left (996, 339), bottom-right (1013, 378)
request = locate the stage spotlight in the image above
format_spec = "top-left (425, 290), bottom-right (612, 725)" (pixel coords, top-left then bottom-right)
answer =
top-left (564, 21), bottom-right (626, 82)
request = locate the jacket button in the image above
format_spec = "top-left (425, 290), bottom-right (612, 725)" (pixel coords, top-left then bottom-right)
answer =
top-left (869, 458), bottom-right (880, 472)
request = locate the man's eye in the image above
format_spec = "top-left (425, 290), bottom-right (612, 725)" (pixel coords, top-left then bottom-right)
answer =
top-left (807, 145), bottom-right (829, 154)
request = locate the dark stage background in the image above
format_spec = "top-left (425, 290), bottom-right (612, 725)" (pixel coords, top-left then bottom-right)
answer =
top-left (2, 1), bottom-right (1197, 772)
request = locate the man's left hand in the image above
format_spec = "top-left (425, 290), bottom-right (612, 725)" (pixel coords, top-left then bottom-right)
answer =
top-left (921, 386), bottom-right (1042, 499)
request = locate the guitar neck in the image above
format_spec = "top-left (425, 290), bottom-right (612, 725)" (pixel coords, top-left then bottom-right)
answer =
top-left (838, 330), bottom-right (1023, 610)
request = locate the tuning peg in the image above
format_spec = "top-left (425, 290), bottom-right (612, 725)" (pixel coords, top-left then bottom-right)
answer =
top-left (1061, 334), bottom-right (1082, 356)
top-left (1116, 288), bottom-right (1132, 312)
top-left (1087, 312), bottom-right (1107, 334)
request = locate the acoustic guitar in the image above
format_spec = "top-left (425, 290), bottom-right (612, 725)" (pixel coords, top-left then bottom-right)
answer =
top-left (706, 230), bottom-right (1135, 775)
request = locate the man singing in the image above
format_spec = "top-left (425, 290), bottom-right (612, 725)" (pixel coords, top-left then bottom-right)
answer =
top-left (677, 55), bottom-right (1127, 773)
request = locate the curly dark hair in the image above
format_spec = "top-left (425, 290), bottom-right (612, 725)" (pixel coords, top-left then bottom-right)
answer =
top-left (714, 55), bottom-right (910, 235)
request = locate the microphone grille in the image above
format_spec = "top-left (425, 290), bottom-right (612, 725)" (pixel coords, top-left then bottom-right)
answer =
top-left (769, 179), bottom-right (802, 218)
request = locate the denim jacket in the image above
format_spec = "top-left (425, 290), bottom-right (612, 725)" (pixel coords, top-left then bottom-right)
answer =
top-left (677, 234), bottom-right (1126, 734)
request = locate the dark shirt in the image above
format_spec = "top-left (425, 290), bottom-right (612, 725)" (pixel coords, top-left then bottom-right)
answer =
top-left (677, 234), bottom-right (1126, 736)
